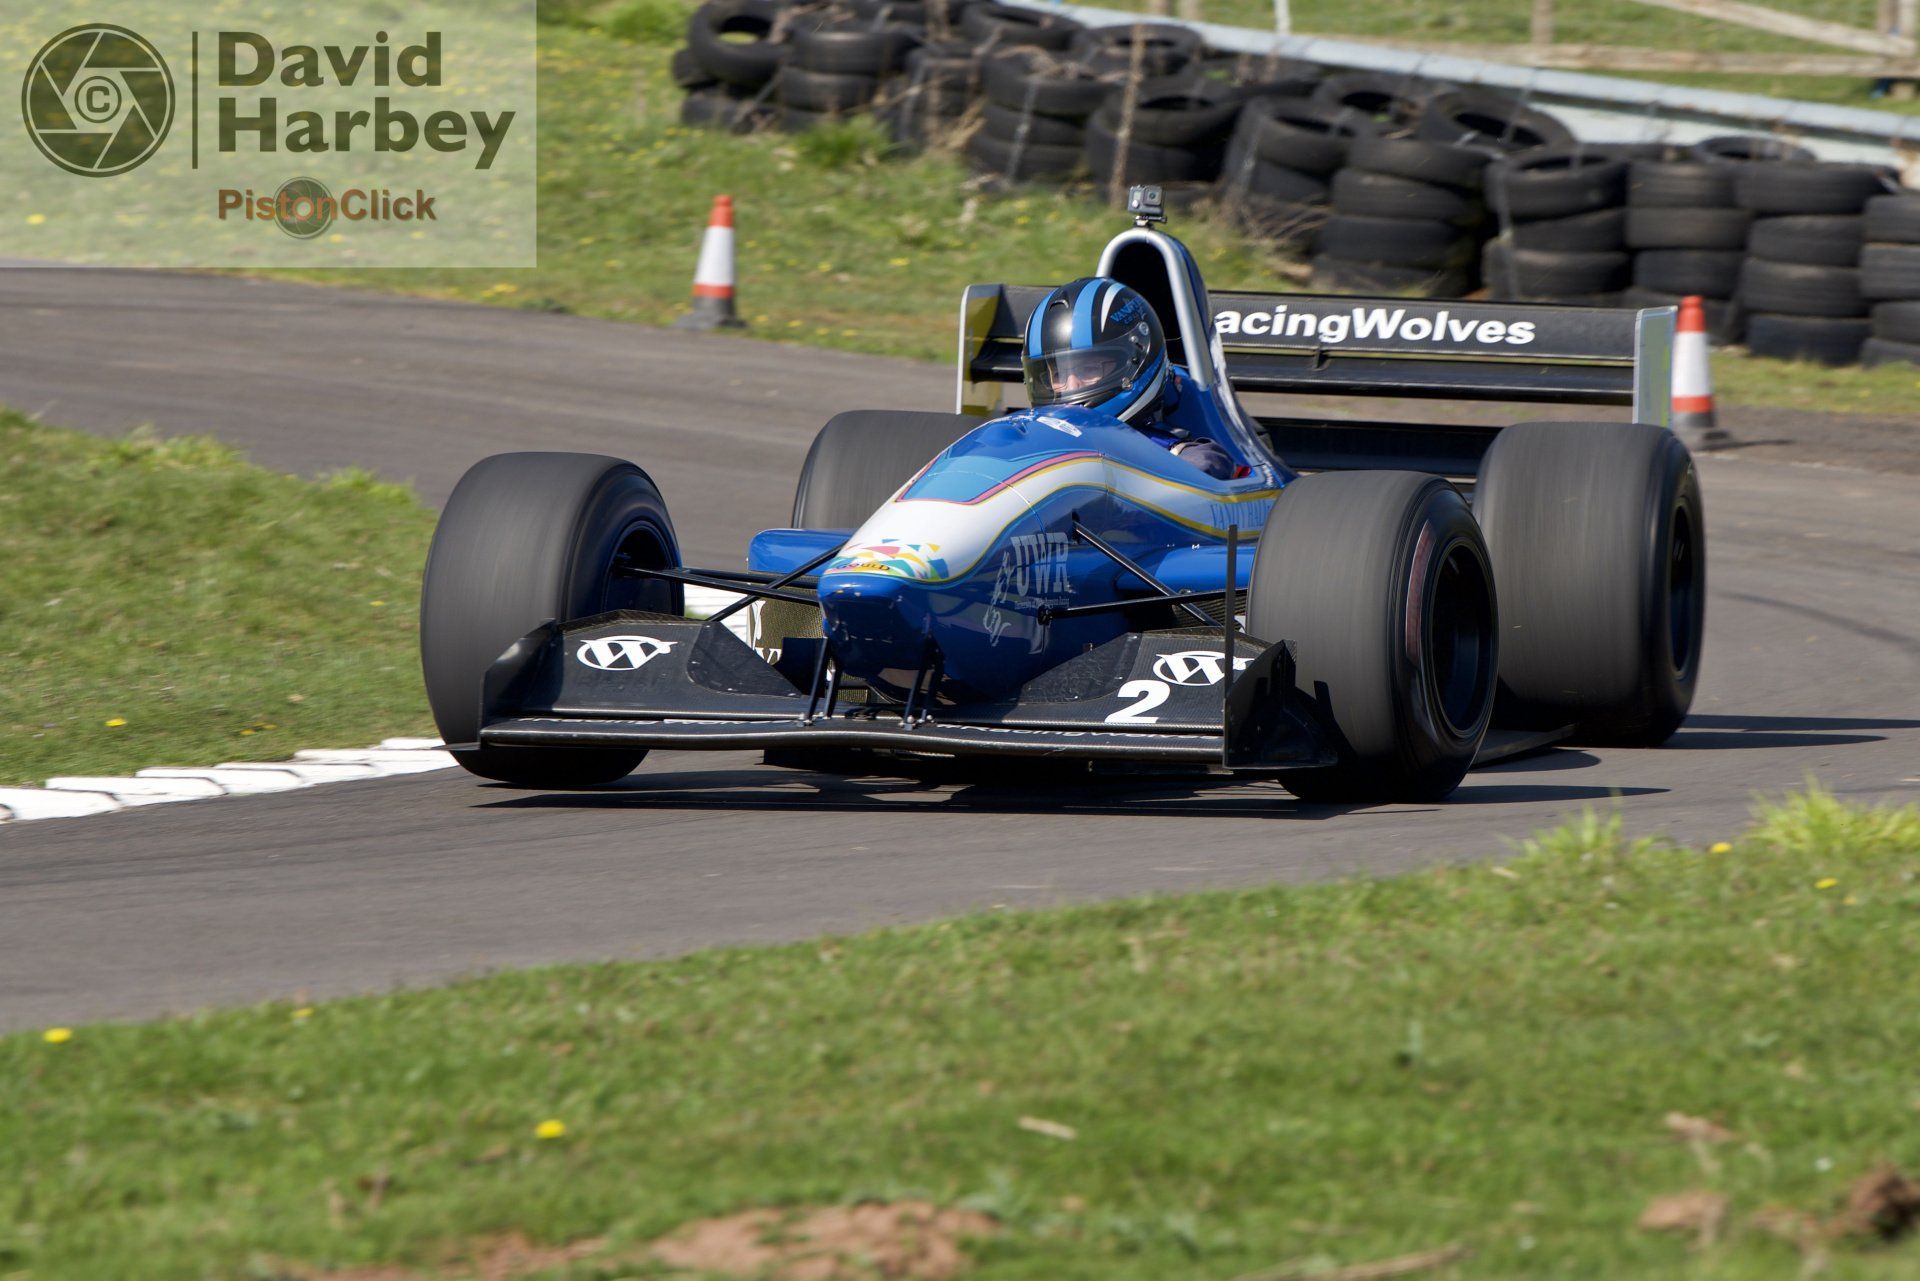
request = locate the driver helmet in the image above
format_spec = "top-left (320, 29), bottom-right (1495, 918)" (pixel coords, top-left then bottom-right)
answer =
top-left (1022, 277), bottom-right (1166, 423)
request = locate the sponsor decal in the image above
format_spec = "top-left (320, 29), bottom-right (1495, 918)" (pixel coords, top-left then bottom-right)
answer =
top-left (1106, 650), bottom-right (1252, 723)
top-left (1035, 415), bottom-right (1082, 437)
top-left (575, 635), bottom-right (676, 671)
top-left (828, 540), bottom-right (949, 581)
top-left (1213, 304), bottom-right (1537, 348)
top-left (1151, 649), bottom-right (1251, 687)
top-left (984, 532), bottom-right (1071, 651)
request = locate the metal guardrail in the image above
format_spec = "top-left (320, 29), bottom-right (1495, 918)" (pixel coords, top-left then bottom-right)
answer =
top-left (1008, 0), bottom-right (1920, 165)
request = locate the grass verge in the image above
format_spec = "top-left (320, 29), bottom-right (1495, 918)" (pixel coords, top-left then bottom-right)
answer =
top-left (0, 409), bottom-right (436, 788)
top-left (7, 787), bottom-right (1920, 1279)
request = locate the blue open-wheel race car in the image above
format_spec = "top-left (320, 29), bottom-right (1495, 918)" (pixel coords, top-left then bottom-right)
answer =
top-left (420, 187), bottom-right (1703, 803)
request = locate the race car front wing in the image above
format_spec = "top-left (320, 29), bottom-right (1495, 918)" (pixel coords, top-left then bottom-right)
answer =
top-left (467, 609), bottom-right (1338, 769)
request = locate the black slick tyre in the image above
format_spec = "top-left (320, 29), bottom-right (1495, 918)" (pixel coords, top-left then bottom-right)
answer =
top-left (1746, 215), bottom-right (1864, 267)
top-left (1861, 335), bottom-right (1920, 366)
top-left (1626, 160), bottom-right (1734, 208)
top-left (1317, 214), bottom-right (1469, 269)
top-left (1345, 133), bottom-right (1491, 191)
top-left (687, 0), bottom-right (787, 89)
top-left (1857, 244), bottom-right (1920, 301)
top-left (1249, 471), bottom-right (1497, 804)
top-left (792, 411), bottom-right (987, 528)
top-left (1509, 207), bottom-right (1626, 252)
top-left (1744, 313), bottom-right (1869, 366)
top-left (1864, 194), bottom-right (1920, 244)
top-left (1487, 148), bottom-right (1626, 220)
top-left (1624, 206), bottom-right (1752, 250)
top-left (1738, 259), bottom-right (1866, 318)
top-left (1231, 97), bottom-right (1372, 175)
top-left (421, 453), bottom-right (684, 786)
top-left (1331, 168), bottom-right (1481, 225)
top-left (1630, 249), bottom-right (1743, 298)
top-left (1472, 422), bottom-right (1703, 746)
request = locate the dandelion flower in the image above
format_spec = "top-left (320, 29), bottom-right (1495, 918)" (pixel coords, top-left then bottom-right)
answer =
top-left (292, 1007), bottom-right (314, 1021)
top-left (1707, 842), bottom-right (1731, 854)
top-left (534, 1118), bottom-right (567, 1140)
top-left (104, 718), bottom-right (127, 728)
top-left (1815, 877), bottom-right (1838, 890)
top-left (43, 1027), bottom-right (72, 1044)
top-left (27, 213), bottom-right (47, 226)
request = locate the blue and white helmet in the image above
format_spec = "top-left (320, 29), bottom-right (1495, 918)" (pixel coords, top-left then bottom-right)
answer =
top-left (1022, 277), bottom-right (1166, 422)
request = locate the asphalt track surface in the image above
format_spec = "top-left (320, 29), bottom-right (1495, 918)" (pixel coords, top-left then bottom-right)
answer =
top-left (2, 271), bottom-right (1918, 1031)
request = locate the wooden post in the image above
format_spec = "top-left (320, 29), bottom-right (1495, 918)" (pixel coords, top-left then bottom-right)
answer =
top-left (1273, 0), bottom-right (1291, 37)
top-left (1531, 0), bottom-right (1555, 47)
top-left (1179, 0), bottom-right (1201, 21)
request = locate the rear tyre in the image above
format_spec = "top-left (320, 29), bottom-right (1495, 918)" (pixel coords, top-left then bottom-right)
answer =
top-left (421, 453), bottom-right (682, 786)
top-left (1472, 422), bottom-right (1704, 746)
top-left (1250, 472), bottom-right (1498, 803)
top-left (792, 410), bottom-right (987, 528)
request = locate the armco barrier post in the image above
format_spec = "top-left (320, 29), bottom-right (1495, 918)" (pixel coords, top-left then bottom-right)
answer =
top-left (1671, 294), bottom-right (1727, 450)
top-left (675, 195), bottom-right (747, 331)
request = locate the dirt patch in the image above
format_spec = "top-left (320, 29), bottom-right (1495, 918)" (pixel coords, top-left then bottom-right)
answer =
top-left (1830, 1165), bottom-right (1920, 1243)
top-left (1637, 1190), bottom-right (1728, 1246)
top-left (294, 1232), bottom-right (607, 1281)
top-left (650, 1201), bottom-right (999, 1280)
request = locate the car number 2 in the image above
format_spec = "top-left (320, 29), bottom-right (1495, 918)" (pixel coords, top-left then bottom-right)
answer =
top-left (1104, 679), bottom-right (1170, 725)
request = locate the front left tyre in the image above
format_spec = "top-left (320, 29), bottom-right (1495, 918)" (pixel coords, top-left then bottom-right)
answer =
top-left (421, 452), bottom-right (682, 786)
top-left (1249, 470), bottom-right (1498, 803)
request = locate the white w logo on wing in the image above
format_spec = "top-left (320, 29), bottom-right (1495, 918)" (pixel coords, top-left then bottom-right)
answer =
top-left (575, 635), bottom-right (677, 671)
top-left (1151, 650), bottom-right (1249, 687)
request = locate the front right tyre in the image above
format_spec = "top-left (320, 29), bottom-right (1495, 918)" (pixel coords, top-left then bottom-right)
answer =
top-left (1250, 470), bottom-right (1498, 803)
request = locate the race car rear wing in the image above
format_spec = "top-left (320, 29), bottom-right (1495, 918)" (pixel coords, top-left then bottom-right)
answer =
top-left (957, 284), bottom-right (1677, 475)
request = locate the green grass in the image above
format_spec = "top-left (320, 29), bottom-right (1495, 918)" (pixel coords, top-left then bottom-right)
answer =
top-left (1715, 350), bottom-right (1920, 414)
top-left (0, 410), bottom-right (436, 788)
top-left (7, 787), bottom-right (1920, 1279)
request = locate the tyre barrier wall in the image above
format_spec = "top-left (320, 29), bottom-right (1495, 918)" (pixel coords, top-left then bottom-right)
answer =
top-left (674, 0), bottom-right (1919, 367)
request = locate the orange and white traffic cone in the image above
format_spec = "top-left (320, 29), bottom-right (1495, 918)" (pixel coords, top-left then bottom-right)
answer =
top-left (1671, 294), bottom-right (1726, 449)
top-left (675, 194), bottom-right (746, 331)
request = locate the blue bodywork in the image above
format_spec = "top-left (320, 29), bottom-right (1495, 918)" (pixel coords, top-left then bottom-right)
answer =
top-left (749, 371), bottom-right (1294, 700)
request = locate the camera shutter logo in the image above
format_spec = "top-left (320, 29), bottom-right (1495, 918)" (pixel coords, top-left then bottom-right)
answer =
top-left (22, 24), bottom-right (175, 177)
top-left (276, 177), bottom-right (337, 241)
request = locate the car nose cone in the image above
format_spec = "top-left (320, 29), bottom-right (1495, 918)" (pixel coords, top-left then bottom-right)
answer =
top-left (818, 572), bottom-right (935, 678)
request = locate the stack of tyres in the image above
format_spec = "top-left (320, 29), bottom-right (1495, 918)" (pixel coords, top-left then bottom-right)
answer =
top-left (1483, 148), bottom-right (1629, 304)
top-left (959, 1), bottom-right (1080, 52)
top-left (879, 39), bottom-right (983, 149)
top-left (1086, 76), bottom-right (1245, 194)
top-left (778, 19), bottom-right (921, 130)
top-left (1859, 194), bottom-right (1920, 366)
top-left (1067, 22), bottom-right (1203, 76)
top-left (680, 0), bottom-right (796, 132)
top-left (967, 47), bottom-right (1112, 181)
top-left (1309, 132), bottom-right (1492, 295)
top-left (1415, 87), bottom-right (1574, 154)
top-left (1734, 161), bottom-right (1888, 365)
top-left (1215, 96), bottom-right (1366, 248)
top-left (1621, 154), bottom-right (1751, 342)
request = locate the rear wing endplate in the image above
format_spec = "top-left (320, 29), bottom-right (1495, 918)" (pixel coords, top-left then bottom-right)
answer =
top-left (959, 286), bottom-right (1675, 429)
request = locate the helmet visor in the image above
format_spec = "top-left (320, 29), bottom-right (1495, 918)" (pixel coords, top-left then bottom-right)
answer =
top-left (1023, 335), bottom-right (1146, 408)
